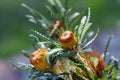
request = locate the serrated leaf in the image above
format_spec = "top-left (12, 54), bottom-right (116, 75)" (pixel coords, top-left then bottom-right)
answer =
top-left (79, 23), bottom-right (92, 45)
top-left (103, 65), bottom-right (112, 80)
top-left (77, 24), bottom-right (83, 40)
top-left (49, 24), bottom-right (59, 37)
top-left (11, 62), bottom-right (33, 72)
top-left (21, 3), bottom-right (36, 16)
top-left (81, 28), bottom-right (99, 49)
top-left (30, 34), bottom-right (41, 49)
top-left (17, 62), bottom-right (33, 68)
top-left (49, 48), bottom-right (63, 54)
top-left (22, 3), bottom-right (50, 26)
top-left (49, 51), bottom-right (61, 64)
top-left (107, 56), bottom-right (116, 66)
top-left (31, 30), bottom-right (59, 48)
top-left (26, 14), bottom-right (37, 23)
top-left (54, 0), bottom-right (63, 8)
top-left (38, 19), bottom-right (48, 29)
top-left (26, 14), bottom-right (34, 19)
top-left (29, 71), bottom-right (44, 79)
top-left (81, 16), bottom-right (87, 26)
top-left (64, 9), bottom-right (72, 29)
top-left (21, 50), bottom-right (30, 58)
top-left (34, 10), bottom-right (51, 25)
top-left (45, 5), bottom-right (55, 19)
top-left (55, 0), bottom-right (65, 13)
top-left (48, 0), bottom-right (55, 5)
top-left (86, 8), bottom-right (91, 24)
top-left (49, 50), bottom-right (76, 64)
top-left (77, 17), bottom-right (88, 41)
top-left (30, 34), bottom-right (40, 42)
top-left (112, 60), bottom-right (119, 80)
top-left (31, 30), bottom-right (51, 42)
top-left (37, 41), bottom-right (48, 47)
top-left (76, 63), bottom-right (97, 80)
top-left (70, 13), bottom-right (81, 32)
top-left (103, 35), bottom-right (113, 61)
top-left (70, 12), bottom-right (80, 22)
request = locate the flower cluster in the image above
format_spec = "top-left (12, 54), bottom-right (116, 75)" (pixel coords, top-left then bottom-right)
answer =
top-left (13, 0), bottom-right (119, 80)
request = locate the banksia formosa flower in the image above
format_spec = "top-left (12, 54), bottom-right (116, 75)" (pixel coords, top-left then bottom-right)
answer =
top-left (30, 49), bottom-right (49, 71)
top-left (82, 51), bottom-right (105, 77)
top-left (59, 31), bottom-right (77, 49)
top-left (12, 0), bottom-right (119, 79)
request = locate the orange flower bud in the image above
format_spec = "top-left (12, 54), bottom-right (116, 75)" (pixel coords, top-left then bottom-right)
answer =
top-left (49, 20), bottom-right (63, 31)
top-left (30, 49), bottom-right (49, 71)
top-left (59, 31), bottom-right (77, 49)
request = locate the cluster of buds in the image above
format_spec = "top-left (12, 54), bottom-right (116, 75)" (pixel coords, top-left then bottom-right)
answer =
top-left (29, 20), bottom-right (106, 79)
top-left (15, 0), bottom-right (119, 79)
top-left (30, 49), bottom-right (65, 74)
top-left (49, 20), bottom-right (77, 50)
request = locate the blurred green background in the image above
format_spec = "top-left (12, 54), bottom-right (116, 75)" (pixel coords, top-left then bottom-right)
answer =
top-left (0, 0), bottom-right (120, 58)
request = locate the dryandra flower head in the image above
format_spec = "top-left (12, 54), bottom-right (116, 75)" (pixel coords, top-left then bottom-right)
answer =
top-left (83, 51), bottom-right (105, 77)
top-left (30, 49), bottom-right (49, 71)
top-left (59, 31), bottom-right (77, 49)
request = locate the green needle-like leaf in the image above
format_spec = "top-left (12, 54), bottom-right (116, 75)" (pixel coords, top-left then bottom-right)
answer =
top-left (79, 23), bottom-right (92, 45)
top-left (21, 50), bottom-right (30, 58)
top-left (103, 35), bottom-right (113, 61)
top-left (112, 60), bottom-right (119, 80)
top-left (11, 62), bottom-right (33, 72)
top-left (81, 28), bottom-right (99, 49)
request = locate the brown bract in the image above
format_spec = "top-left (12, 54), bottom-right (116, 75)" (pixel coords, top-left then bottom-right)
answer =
top-left (56, 60), bottom-right (64, 72)
top-left (30, 49), bottom-right (49, 71)
top-left (83, 51), bottom-right (105, 77)
top-left (52, 60), bottom-right (64, 74)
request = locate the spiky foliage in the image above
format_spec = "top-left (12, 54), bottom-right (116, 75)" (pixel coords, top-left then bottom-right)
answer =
top-left (12, 0), bottom-right (119, 80)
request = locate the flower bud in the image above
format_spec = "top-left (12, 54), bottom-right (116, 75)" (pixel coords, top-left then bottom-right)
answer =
top-left (59, 31), bottom-right (77, 49)
top-left (30, 49), bottom-right (49, 71)
top-left (49, 20), bottom-right (63, 31)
